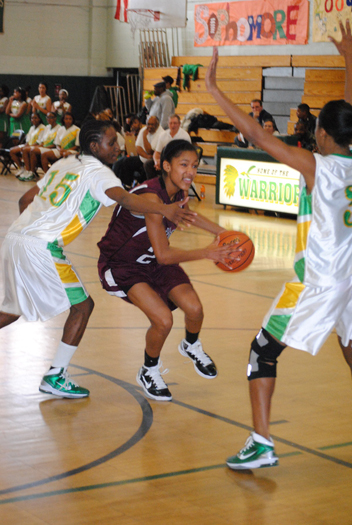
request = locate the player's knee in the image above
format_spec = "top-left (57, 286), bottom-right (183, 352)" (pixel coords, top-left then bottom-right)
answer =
top-left (152, 311), bottom-right (173, 336)
top-left (247, 328), bottom-right (285, 381)
top-left (185, 300), bottom-right (203, 322)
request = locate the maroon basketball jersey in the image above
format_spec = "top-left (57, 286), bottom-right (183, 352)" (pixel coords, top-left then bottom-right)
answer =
top-left (98, 176), bottom-right (184, 268)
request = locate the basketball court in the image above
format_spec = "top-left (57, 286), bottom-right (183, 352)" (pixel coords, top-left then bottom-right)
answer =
top-left (0, 174), bottom-right (351, 524)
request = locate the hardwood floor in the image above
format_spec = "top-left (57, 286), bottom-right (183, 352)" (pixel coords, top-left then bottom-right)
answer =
top-left (0, 174), bottom-right (351, 524)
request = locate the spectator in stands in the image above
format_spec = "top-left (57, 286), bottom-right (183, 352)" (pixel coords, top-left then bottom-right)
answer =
top-left (145, 81), bottom-right (175, 130)
top-left (41, 111), bottom-right (80, 172)
top-left (6, 87), bottom-right (30, 134)
top-left (126, 115), bottom-right (143, 137)
top-left (136, 115), bottom-right (164, 179)
top-left (26, 112), bottom-right (61, 179)
top-left (153, 114), bottom-right (191, 170)
top-left (32, 82), bottom-right (52, 125)
top-left (112, 116), bottom-right (162, 188)
top-left (263, 117), bottom-right (280, 136)
top-left (235, 99), bottom-right (278, 148)
top-left (296, 103), bottom-right (317, 135)
top-left (294, 119), bottom-right (318, 152)
top-left (0, 84), bottom-right (9, 147)
top-left (10, 113), bottom-right (45, 180)
top-left (162, 75), bottom-right (179, 108)
top-left (52, 89), bottom-right (72, 124)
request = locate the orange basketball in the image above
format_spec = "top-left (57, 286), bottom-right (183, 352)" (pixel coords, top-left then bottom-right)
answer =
top-left (215, 230), bottom-right (255, 272)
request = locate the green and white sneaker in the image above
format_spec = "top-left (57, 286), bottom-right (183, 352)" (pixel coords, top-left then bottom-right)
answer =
top-left (226, 432), bottom-right (278, 470)
top-left (18, 170), bottom-right (36, 181)
top-left (39, 368), bottom-right (90, 398)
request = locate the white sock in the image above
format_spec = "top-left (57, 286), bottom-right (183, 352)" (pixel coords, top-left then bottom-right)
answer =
top-left (253, 432), bottom-right (273, 446)
top-left (50, 341), bottom-right (78, 369)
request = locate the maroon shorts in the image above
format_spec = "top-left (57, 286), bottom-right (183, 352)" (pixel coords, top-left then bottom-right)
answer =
top-left (98, 261), bottom-right (191, 311)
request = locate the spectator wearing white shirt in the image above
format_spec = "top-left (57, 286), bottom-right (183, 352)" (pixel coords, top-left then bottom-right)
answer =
top-left (135, 115), bottom-right (164, 179)
top-left (153, 114), bottom-right (191, 171)
top-left (145, 82), bottom-right (175, 130)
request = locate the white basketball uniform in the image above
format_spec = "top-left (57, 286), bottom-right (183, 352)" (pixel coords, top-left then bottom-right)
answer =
top-left (263, 153), bottom-right (352, 355)
top-left (1, 155), bottom-right (122, 321)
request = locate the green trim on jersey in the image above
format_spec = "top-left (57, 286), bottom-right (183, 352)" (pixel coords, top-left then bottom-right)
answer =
top-left (47, 240), bottom-right (66, 260)
top-left (79, 190), bottom-right (101, 225)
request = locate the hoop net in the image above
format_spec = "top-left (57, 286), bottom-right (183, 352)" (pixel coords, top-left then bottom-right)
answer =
top-left (127, 9), bottom-right (161, 39)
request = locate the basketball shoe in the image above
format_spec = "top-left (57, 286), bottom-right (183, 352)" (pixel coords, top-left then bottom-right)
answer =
top-left (39, 368), bottom-right (90, 398)
top-left (178, 339), bottom-right (217, 378)
top-left (226, 432), bottom-right (279, 470)
top-left (18, 169), bottom-right (36, 182)
top-left (136, 363), bottom-right (172, 401)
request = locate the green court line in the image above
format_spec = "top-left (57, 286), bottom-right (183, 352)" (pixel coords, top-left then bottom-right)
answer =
top-left (0, 453), bottom-right (301, 505)
top-left (318, 442), bottom-right (352, 450)
top-left (0, 464), bottom-right (225, 505)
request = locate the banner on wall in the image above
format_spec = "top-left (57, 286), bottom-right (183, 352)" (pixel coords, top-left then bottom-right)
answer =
top-left (0, 0), bottom-right (4, 34)
top-left (312, 0), bottom-right (352, 42)
top-left (194, 0), bottom-right (309, 47)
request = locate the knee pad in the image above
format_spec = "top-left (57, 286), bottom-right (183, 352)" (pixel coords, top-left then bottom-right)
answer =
top-left (247, 328), bottom-right (285, 381)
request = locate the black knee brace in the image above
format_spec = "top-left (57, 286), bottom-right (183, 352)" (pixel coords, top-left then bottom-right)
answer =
top-left (247, 328), bottom-right (285, 381)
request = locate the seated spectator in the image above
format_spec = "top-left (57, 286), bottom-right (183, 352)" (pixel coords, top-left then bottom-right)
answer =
top-left (235, 99), bottom-right (278, 148)
top-left (26, 112), bottom-right (61, 179)
top-left (136, 115), bottom-right (164, 179)
top-left (52, 89), bottom-right (72, 124)
top-left (125, 115), bottom-right (143, 137)
top-left (6, 87), bottom-right (30, 134)
top-left (0, 84), bottom-right (9, 147)
top-left (263, 118), bottom-right (280, 136)
top-left (294, 119), bottom-right (318, 152)
top-left (296, 103), bottom-right (317, 135)
top-left (153, 114), bottom-right (191, 170)
top-left (41, 112), bottom-right (80, 172)
top-left (10, 113), bottom-right (45, 180)
top-left (32, 82), bottom-right (52, 124)
top-left (162, 75), bottom-right (180, 107)
top-left (112, 115), bottom-right (163, 187)
top-left (145, 82), bottom-right (175, 130)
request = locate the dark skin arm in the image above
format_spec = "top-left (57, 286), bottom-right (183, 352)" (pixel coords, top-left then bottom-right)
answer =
top-left (105, 186), bottom-right (196, 227)
top-left (19, 185), bottom-right (40, 214)
top-left (143, 193), bottom-right (233, 266)
top-left (205, 47), bottom-right (316, 193)
top-left (329, 19), bottom-right (352, 104)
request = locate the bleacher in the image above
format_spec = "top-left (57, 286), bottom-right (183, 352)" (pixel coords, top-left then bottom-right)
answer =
top-left (144, 54), bottom-right (346, 183)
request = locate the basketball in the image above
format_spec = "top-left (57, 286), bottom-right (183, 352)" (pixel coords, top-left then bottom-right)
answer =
top-left (215, 230), bottom-right (255, 272)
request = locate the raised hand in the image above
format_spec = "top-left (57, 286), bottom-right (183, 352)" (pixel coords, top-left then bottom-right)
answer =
top-left (205, 47), bottom-right (219, 94)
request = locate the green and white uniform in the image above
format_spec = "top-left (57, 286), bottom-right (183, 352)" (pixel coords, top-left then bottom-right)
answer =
top-left (1, 155), bottom-right (122, 322)
top-left (25, 123), bottom-right (46, 146)
top-left (53, 124), bottom-right (80, 158)
top-left (0, 97), bottom-right (9, 132)
top-left (263, 153), bottom-right (352, 355)
top-left (33, 94), bottom-right (51, 124)
top-left (9, 100), bottom-right (30, 134)
top-left (52, 100), bottom-right (70, 124)
top-left (38, 123), bottom-right (61, 153)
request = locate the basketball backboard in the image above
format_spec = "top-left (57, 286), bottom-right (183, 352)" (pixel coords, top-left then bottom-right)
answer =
top-left (127, 0), bottom-right (187, 29)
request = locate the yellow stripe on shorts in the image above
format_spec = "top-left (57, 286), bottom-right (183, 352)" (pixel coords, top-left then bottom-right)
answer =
top-left (54, 262), bottom-right (80, 284)
top-left (276, 281), bottom-right (305, 310)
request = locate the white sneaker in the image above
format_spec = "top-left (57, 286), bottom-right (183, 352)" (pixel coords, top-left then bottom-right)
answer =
top-left (136, 362), bottom-right (172, 401)
top-left (18, 170), bottom-right (36, 181)
top-left (178, 339), bottom-right (218, 378)
top-left (14, 167), bottom-right (25, 178)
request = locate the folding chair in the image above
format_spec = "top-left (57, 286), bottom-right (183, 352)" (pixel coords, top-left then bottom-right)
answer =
top-left (0, 129), bottom-right (26, 175)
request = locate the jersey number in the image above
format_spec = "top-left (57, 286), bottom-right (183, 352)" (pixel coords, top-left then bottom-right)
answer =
top-left (39, 171), bottom-right (79, 207)
top-left (136, 247), bottom-right (156, 264)
top-left (343, 185), bottom-right (352, 227)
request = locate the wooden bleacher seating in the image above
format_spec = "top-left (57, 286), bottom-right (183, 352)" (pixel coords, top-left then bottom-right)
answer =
top-left (143, 54), bottom-right (346, 178)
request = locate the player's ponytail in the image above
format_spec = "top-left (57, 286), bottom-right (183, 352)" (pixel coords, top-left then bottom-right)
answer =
top-left (318, 99), bottom-right (352, 148)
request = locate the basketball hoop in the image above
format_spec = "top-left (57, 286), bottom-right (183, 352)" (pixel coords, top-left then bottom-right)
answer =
top-left (127, 8), bottom-right (161, 39)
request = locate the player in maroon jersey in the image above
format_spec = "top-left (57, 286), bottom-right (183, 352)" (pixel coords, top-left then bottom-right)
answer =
top-left (98, 140), bottom-right (235, 401)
